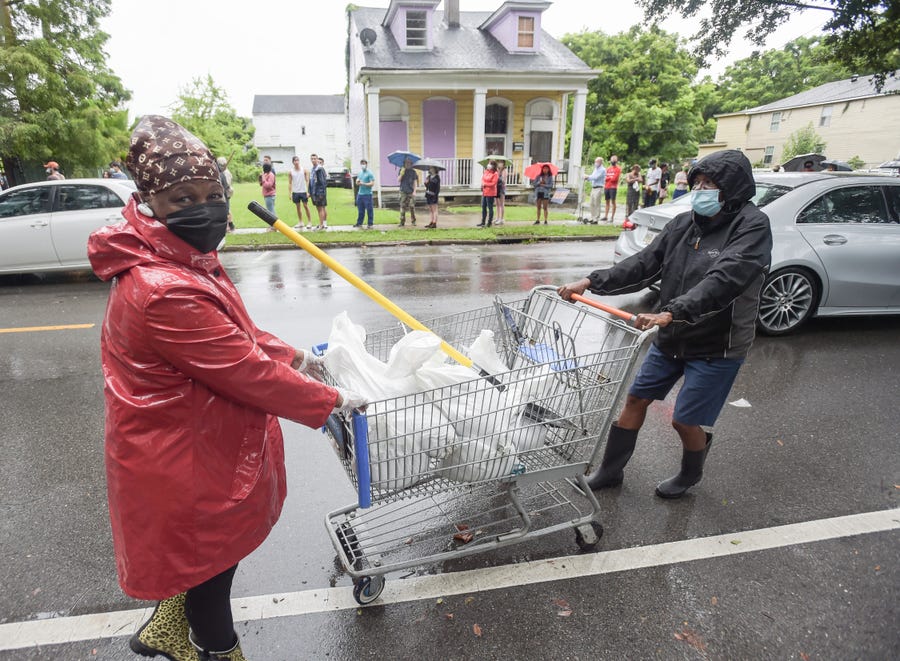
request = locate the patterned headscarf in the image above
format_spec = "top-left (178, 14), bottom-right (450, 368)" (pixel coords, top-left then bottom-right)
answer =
top-left (126, 115), bottom-right (220, 195)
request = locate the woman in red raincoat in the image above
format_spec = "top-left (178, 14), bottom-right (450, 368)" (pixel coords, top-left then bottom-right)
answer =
top-left (88, 115), bottom-right (365, 661)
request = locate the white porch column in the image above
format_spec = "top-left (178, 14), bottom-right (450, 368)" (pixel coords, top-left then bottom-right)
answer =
top-left (471, 88), bottom-right (487, 190)
top-left (366, 87), bottom-right (383, 207)
top-left (568, 89), bottom-right (588, 189)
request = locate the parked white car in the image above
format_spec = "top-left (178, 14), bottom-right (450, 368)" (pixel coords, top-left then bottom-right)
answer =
top-left (613, 173), bottom-right (900, 335)
top-left (0, 178), bottom-right (136, 275)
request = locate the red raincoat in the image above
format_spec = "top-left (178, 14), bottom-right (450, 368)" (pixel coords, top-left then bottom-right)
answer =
top-left (88, 197), bottom-right (339, 600)
top-left (481, 169), bottom-right (499, 197)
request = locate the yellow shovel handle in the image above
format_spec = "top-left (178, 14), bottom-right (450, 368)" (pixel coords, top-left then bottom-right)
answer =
top-left (247, 202), bottom-right (472, 367)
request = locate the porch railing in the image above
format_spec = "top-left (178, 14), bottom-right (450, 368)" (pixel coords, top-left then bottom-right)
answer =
top-left (415, 158), bottom-right (570, 189)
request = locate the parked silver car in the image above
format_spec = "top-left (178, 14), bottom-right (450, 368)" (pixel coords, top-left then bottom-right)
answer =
top-left (614, 173), bottom-right (900, 335)
top-left (0, 178), bottom-right (136, 275)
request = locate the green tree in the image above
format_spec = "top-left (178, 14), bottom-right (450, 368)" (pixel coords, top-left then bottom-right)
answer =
top-left (637, 0), bottom-right (899, 91)
top-left (713, 37), bottom-right (854, 114)
top-left (562, 26), bottom-right (713, 166)
top-left (0, 0), bottom-right (130, 179)
top-left (781, 123), bottom-right (827, 161)
top-left (170, 75), bottom-right (258, 183)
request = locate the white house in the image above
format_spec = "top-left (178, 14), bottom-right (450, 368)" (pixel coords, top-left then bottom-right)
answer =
top-left (251, 95), bottom-right (349, 170)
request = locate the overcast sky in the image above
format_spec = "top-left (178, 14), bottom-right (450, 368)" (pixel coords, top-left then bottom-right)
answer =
top-left (100, 0), bottom-right (830, 120)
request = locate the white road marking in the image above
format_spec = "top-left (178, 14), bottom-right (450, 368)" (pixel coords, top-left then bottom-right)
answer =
top-left (1, 508), bottom-right (897, 651)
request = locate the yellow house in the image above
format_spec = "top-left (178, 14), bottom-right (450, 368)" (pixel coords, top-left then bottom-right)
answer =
top-left (699, 72), bottom-right (900, 169)
top-left (346, 0), bottom-right (597, 203)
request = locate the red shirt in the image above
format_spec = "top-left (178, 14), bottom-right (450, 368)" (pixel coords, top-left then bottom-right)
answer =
top-left (604, 165), bottom-right (621, 189)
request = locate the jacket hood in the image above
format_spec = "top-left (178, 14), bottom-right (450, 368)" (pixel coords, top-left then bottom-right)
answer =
top-left (688, 150), bottom-right (755, 205)
top-left (88, 195), bottom-right (220, 281)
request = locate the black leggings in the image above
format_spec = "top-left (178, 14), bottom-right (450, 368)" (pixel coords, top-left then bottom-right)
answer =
top-left (184, 564), bottom-right (238, 651)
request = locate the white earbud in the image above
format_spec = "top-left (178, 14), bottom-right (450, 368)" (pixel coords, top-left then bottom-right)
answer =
top-left (137, 202), bottom-right (155, 217)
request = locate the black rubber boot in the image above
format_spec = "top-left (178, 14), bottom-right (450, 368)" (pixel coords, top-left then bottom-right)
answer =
top-left (655, 434), bottom-right (713, 499)
top-left (190, 631), bottom-right (247, 660)
top-left (586, 423), bottom-right (639, 490)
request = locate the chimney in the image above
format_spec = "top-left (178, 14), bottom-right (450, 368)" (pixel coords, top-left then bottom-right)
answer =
top-left (444, 0), bottom-right (459, 28)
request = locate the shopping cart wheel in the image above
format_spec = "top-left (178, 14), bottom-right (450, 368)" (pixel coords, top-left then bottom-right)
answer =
top-left (574, 521), bottom-right (604, 552)
top-left (353, 575), bottom-right (385, 605)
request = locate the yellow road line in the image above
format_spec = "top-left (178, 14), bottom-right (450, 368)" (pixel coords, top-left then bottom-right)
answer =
top-left (0, 323), bottom-right (95, 334)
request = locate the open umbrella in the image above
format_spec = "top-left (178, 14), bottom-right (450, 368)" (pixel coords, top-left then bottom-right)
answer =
top-left (524, 161), bottom-right (559, 180)
top-left (386, 150), bottom-right (421, 168)
top-left (782, 153), bottom-right (826, 172)
top-left (478, 155), bottom-right (513, 167)
top-left (411, 158), bottom-right (446, 172)
top-left (820, 159), bottom-right (852, 172)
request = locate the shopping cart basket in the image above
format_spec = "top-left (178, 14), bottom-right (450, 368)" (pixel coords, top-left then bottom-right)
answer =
top-left (317, 286), bottom-right (651, 604)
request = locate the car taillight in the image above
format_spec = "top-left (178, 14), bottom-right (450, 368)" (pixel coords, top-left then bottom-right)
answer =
top-left (621, 218), bottom-right (635, 230)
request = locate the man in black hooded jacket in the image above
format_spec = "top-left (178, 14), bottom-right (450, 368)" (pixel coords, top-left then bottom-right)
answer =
top-left (559, 149), bottom-right (772, 498)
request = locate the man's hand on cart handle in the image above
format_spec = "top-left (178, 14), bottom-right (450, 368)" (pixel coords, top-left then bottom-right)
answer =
top-left (293, 349), bottom-right (325, 381)
top-left (634, 311), bottom-right (673, 330)
top-left (335, 388), bottom-right (369, 415)
top-left (557, 278), bottom-right (591, 301)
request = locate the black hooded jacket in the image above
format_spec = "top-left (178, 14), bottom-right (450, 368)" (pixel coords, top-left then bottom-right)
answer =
top-left (587, 150), bottom-right (773, 359)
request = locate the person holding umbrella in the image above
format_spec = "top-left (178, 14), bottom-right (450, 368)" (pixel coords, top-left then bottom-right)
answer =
top-left (424, 165), bottom-right (441, 228)
top-left (495, 160), bottom-right (507, 225)
top-left (86, 115), bottom-right (366, 661)
top-left (398, 157), bottom-right (419, 226)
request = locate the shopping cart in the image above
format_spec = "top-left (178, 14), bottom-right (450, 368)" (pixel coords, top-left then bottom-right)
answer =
top-left (317, 286), bottom-right (651, 604)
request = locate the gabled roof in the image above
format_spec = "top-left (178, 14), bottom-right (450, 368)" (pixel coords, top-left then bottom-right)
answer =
top-left (724, 72), bottom-right (900, 116)
top-left (252, 95), bottom-right (345, 114)
top-left (479, 0), bottom-right (551, 31)
top-left (351, 6), bottom-right (591, 74)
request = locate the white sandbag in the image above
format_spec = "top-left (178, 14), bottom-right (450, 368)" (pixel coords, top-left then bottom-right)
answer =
top-left (437, 436), bottom-right (518, 483)
top-left (385, 330), bottom-right (443, 378)
top-left (414, 363), bottom-right (509, 439)
top-left (466, 329), bottom-right (509, 375)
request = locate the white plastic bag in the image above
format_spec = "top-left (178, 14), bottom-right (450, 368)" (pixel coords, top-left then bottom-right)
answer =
top-left (466, 329), bottom-right (509, 375)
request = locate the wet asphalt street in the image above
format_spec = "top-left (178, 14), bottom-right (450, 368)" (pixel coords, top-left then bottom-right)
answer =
top-left (0, 241), bottom-right (897, 660)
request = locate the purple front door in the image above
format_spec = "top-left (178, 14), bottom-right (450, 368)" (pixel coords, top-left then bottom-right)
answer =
top-left (423, 99), bottom-right (456, 185)
top-left (379, 120), bottom-right (408, 186)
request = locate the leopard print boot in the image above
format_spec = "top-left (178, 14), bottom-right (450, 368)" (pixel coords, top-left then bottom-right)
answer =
top-left (129, 592), bottom-right (200, 661)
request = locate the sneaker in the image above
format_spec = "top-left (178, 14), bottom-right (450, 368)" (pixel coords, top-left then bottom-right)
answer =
top-left (543, 221), bottom-right (548, 225)
top-left (306, 224), bottom-right (312, 230)
top-left (494, 220), bottom-right (504, 226)
top-left (533, 220), bottom-right (541, 225)
top-left (411, 220), bottom-right (416, 226)
top-left (364, 225), bottom-right (373, 230)
top-left (353, 223), bottom-right (362, 228)
top-left (477, 222), bottom-right (485, 227)
top-left (323, 222), bottom-right (328, 229)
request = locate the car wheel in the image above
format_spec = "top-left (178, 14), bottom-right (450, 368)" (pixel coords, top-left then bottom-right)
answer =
top-left (756, 267), bottom-right (820, 336)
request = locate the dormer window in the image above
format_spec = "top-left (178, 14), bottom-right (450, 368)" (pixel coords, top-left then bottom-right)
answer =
top-left (517, 16), bottom-right (535, 48)
top-left (406, 10), bottom-right (427, 47)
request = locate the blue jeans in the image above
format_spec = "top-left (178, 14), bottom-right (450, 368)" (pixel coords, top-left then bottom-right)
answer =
top-left (356, 194), bottom-right (374, 225)
top-left (481, 196), bottom-right (495, 224)
top-left (264, 195), bottom-right (276, 215)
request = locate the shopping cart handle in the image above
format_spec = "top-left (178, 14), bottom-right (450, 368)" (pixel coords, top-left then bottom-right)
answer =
top-left (570, 293), bottom-right (638, 325)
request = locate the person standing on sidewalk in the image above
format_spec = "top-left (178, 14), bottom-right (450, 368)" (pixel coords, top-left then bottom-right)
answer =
top-left (289, 156), bottom-right (312, 230)
top-left (354, 159), bottom-right (375, 228)
top-left (424, 165), bottom-right (441, 228)
top-left (478, 160), bottom-right (499, 227)
top-left (532, 165), bottom-right (554, 225)
top-left (494, 161), bottom-right (507, 225)
top-left (88, 115), bottom-right (366, 661)
top-left (259, 161), bottom-right (276, 216)
top-left (398, 157), bottom-right (419, 226)
top-left (625, 164), bottom-right (643, 218)
top-left (558, 149), bottom-right (772, 500)
top-left (643, 158), bottom-right (661, 207)
top-left (603, 156), bottom-right (622, 223)
top-left (309, 154), bottom-right (328, 230)
top-left (584, 157), bottom-right (606, 224)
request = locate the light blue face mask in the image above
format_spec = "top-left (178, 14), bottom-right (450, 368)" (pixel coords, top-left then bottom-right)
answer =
top-left (691, 189), bottom-right (723, 217)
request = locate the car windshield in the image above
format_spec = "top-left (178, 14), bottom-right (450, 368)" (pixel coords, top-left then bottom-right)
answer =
top-left (752, 183), bottom-right (791, 208)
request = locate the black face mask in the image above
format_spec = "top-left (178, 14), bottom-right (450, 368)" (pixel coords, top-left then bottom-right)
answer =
top-left (165, 202), bottom-right (228, 253)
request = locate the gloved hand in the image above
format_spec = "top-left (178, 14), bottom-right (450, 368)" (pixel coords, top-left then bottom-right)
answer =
top-left (334, 388), bottom-right (368, 415)
top-left (295, 350), bottom-right (325, 382)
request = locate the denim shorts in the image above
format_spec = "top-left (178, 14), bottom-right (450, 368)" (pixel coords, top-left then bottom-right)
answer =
top-left (629, 343), bottom-right (744, 426)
